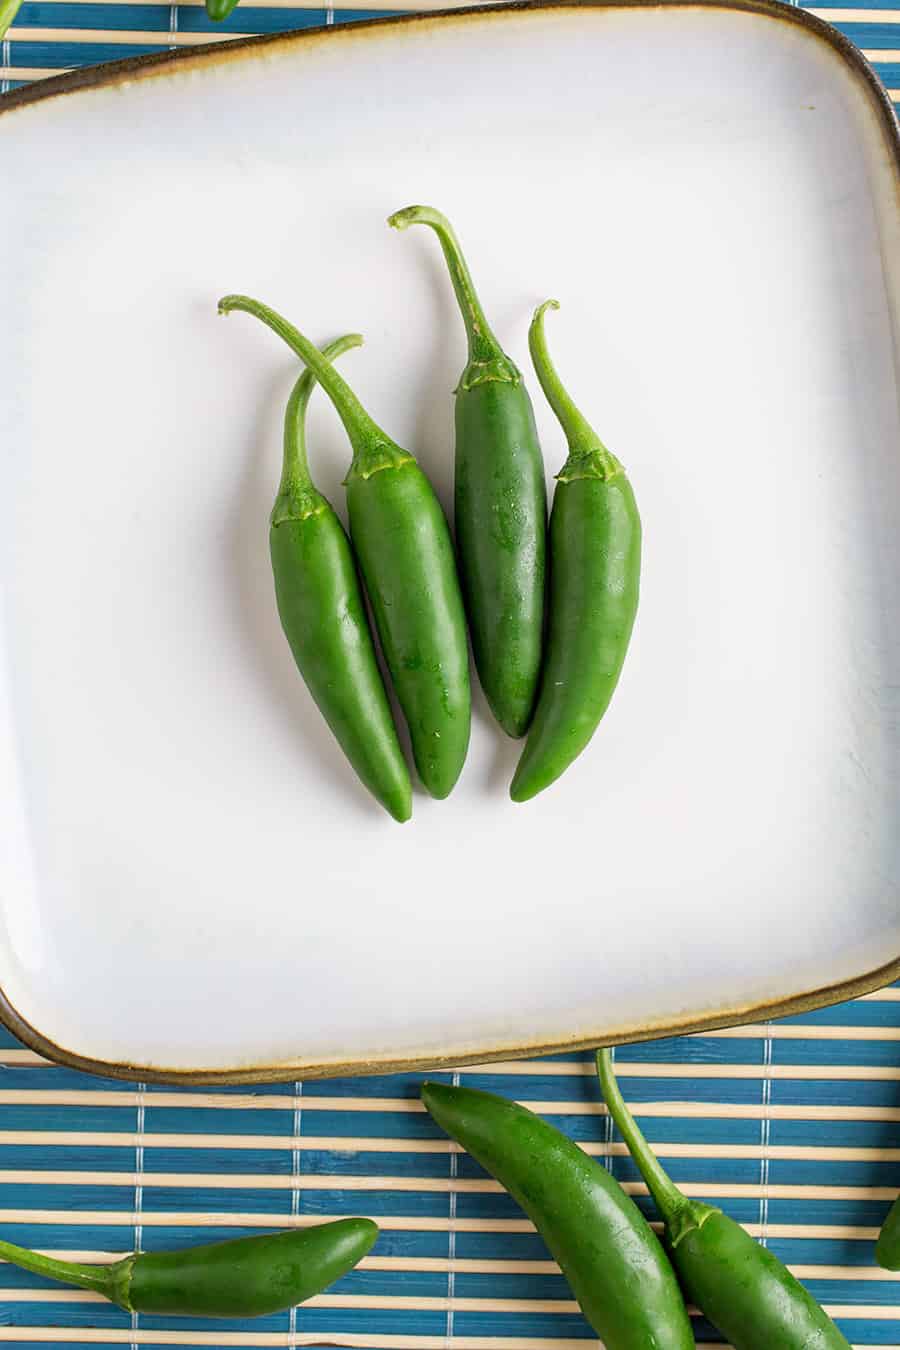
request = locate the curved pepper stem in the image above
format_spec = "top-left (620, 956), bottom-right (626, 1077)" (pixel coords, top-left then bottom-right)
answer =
top-left (272, 332), bottom-right (363, 526)
top-left (0, 1237), bottom-right (133, 1308)
top-left (529, 301), bottom-right (622, 483)
top-left (595, 1049), bottom-right (710, 1245)
top-left (219, 296), bottom-right (411, 481)
top-left (387, 205), bottom-right (520, 389)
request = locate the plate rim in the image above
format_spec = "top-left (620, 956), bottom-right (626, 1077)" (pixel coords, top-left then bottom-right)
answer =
top-left (2, 0), bottom-right (899, 153)
top-left (1, 953), bottom-right (900, 1082)
top-left (2, 0), bottom-right (899, 1083)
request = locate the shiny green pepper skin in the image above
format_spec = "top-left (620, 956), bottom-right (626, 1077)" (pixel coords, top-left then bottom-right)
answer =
top-left (347, 458), bottom-right (471, 800)
top-left (511, 301), bottom-right (640, 801)
top-left (877, 1193), bottom-right (900, 1269)
top-left (219, 293), bottom-right (471, 798)
top-left (269, 335), bottom-right (411, 822)
top-left (673, 1210), bottom-right (851, 1349)
top-left (0, 1219), bottom-right (378, 1319)
top-left (205, 0), bottom-right (240, 19)
top-left (422, 1082), bottom-right (694, 1350)
top-left (389, 206), bottom-right (546, 738)
top-left (597, 1050), bottom-right (851, 1350)
top-left (454, 377), bottom-right (546, 737)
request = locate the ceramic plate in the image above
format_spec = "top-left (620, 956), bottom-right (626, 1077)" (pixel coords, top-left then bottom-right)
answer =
top-left (1, 0), bottom-right (899, 1082)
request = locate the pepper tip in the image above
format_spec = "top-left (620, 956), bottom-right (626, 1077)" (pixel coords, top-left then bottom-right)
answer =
top-left (205, 0), bottom-right (240, 21)
top-left (508, 773), bottom-right (536, 804)
top-left (388, 795), bottom-right (412, 824)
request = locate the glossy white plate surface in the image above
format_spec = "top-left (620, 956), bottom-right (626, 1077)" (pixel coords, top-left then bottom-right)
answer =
top-left (1, 2), bottom-right (899, 1079)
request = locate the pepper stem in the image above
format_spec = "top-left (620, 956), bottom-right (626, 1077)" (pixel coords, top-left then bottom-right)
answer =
top-left (529, 301), bottom-right (622, 482)
top-left (272, 332), bottom-right (363, 526)
top-left (595, 1050), bottom-right (692, 1227)
top-left (387, 205), bottom-right (519, 388)
top-left (219, 296), bottom-right (411, 477)
top-left (0, 1237), bottom-right (132, 1306)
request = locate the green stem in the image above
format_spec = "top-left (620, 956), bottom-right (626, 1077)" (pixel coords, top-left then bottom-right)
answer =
top-left (272, 332), bottom-right (362, 526)
top-left (0, 1237), bottom-right (132, 1306)
top-left (595, 1050), bottom-right (689, 1227)
top-left (387, 205), bottom-right (519, 388)
top-left (0, 0), bottom-right (23, 40)
top-left (528, 301), bottom-right (622, 482)
top-left (218, 296), bottom-right (410, 477)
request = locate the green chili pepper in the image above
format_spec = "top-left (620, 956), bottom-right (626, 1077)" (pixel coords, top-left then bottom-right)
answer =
top-left (597, 1050), bottom-right (852, 1349)
top-left (205, 0), bottom-right (240, 20)
top-left (421, 1081), bottom-right (693, 1349)
top-left (220, 294), bottom-right (471, 799)
top-left (0, 0), bottom-right (22, 40)
top-left (511, 301), bottom-right (641, 802)
top-left (0, 1218), bottom-right (378, 1318)
top-left (388, 206), bottom-right (546, 739)
top-left (268, 333), bottom-right (411, 823)
top-left (876, 1194), bottom-right (900, 1268)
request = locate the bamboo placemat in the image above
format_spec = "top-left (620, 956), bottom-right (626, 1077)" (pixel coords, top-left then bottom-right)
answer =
top-left (0, 987), bottom-right (899, 1345)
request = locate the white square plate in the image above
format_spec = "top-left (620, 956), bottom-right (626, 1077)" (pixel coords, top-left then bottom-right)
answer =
top-left (1, 1), bottom-right (899, 1081)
